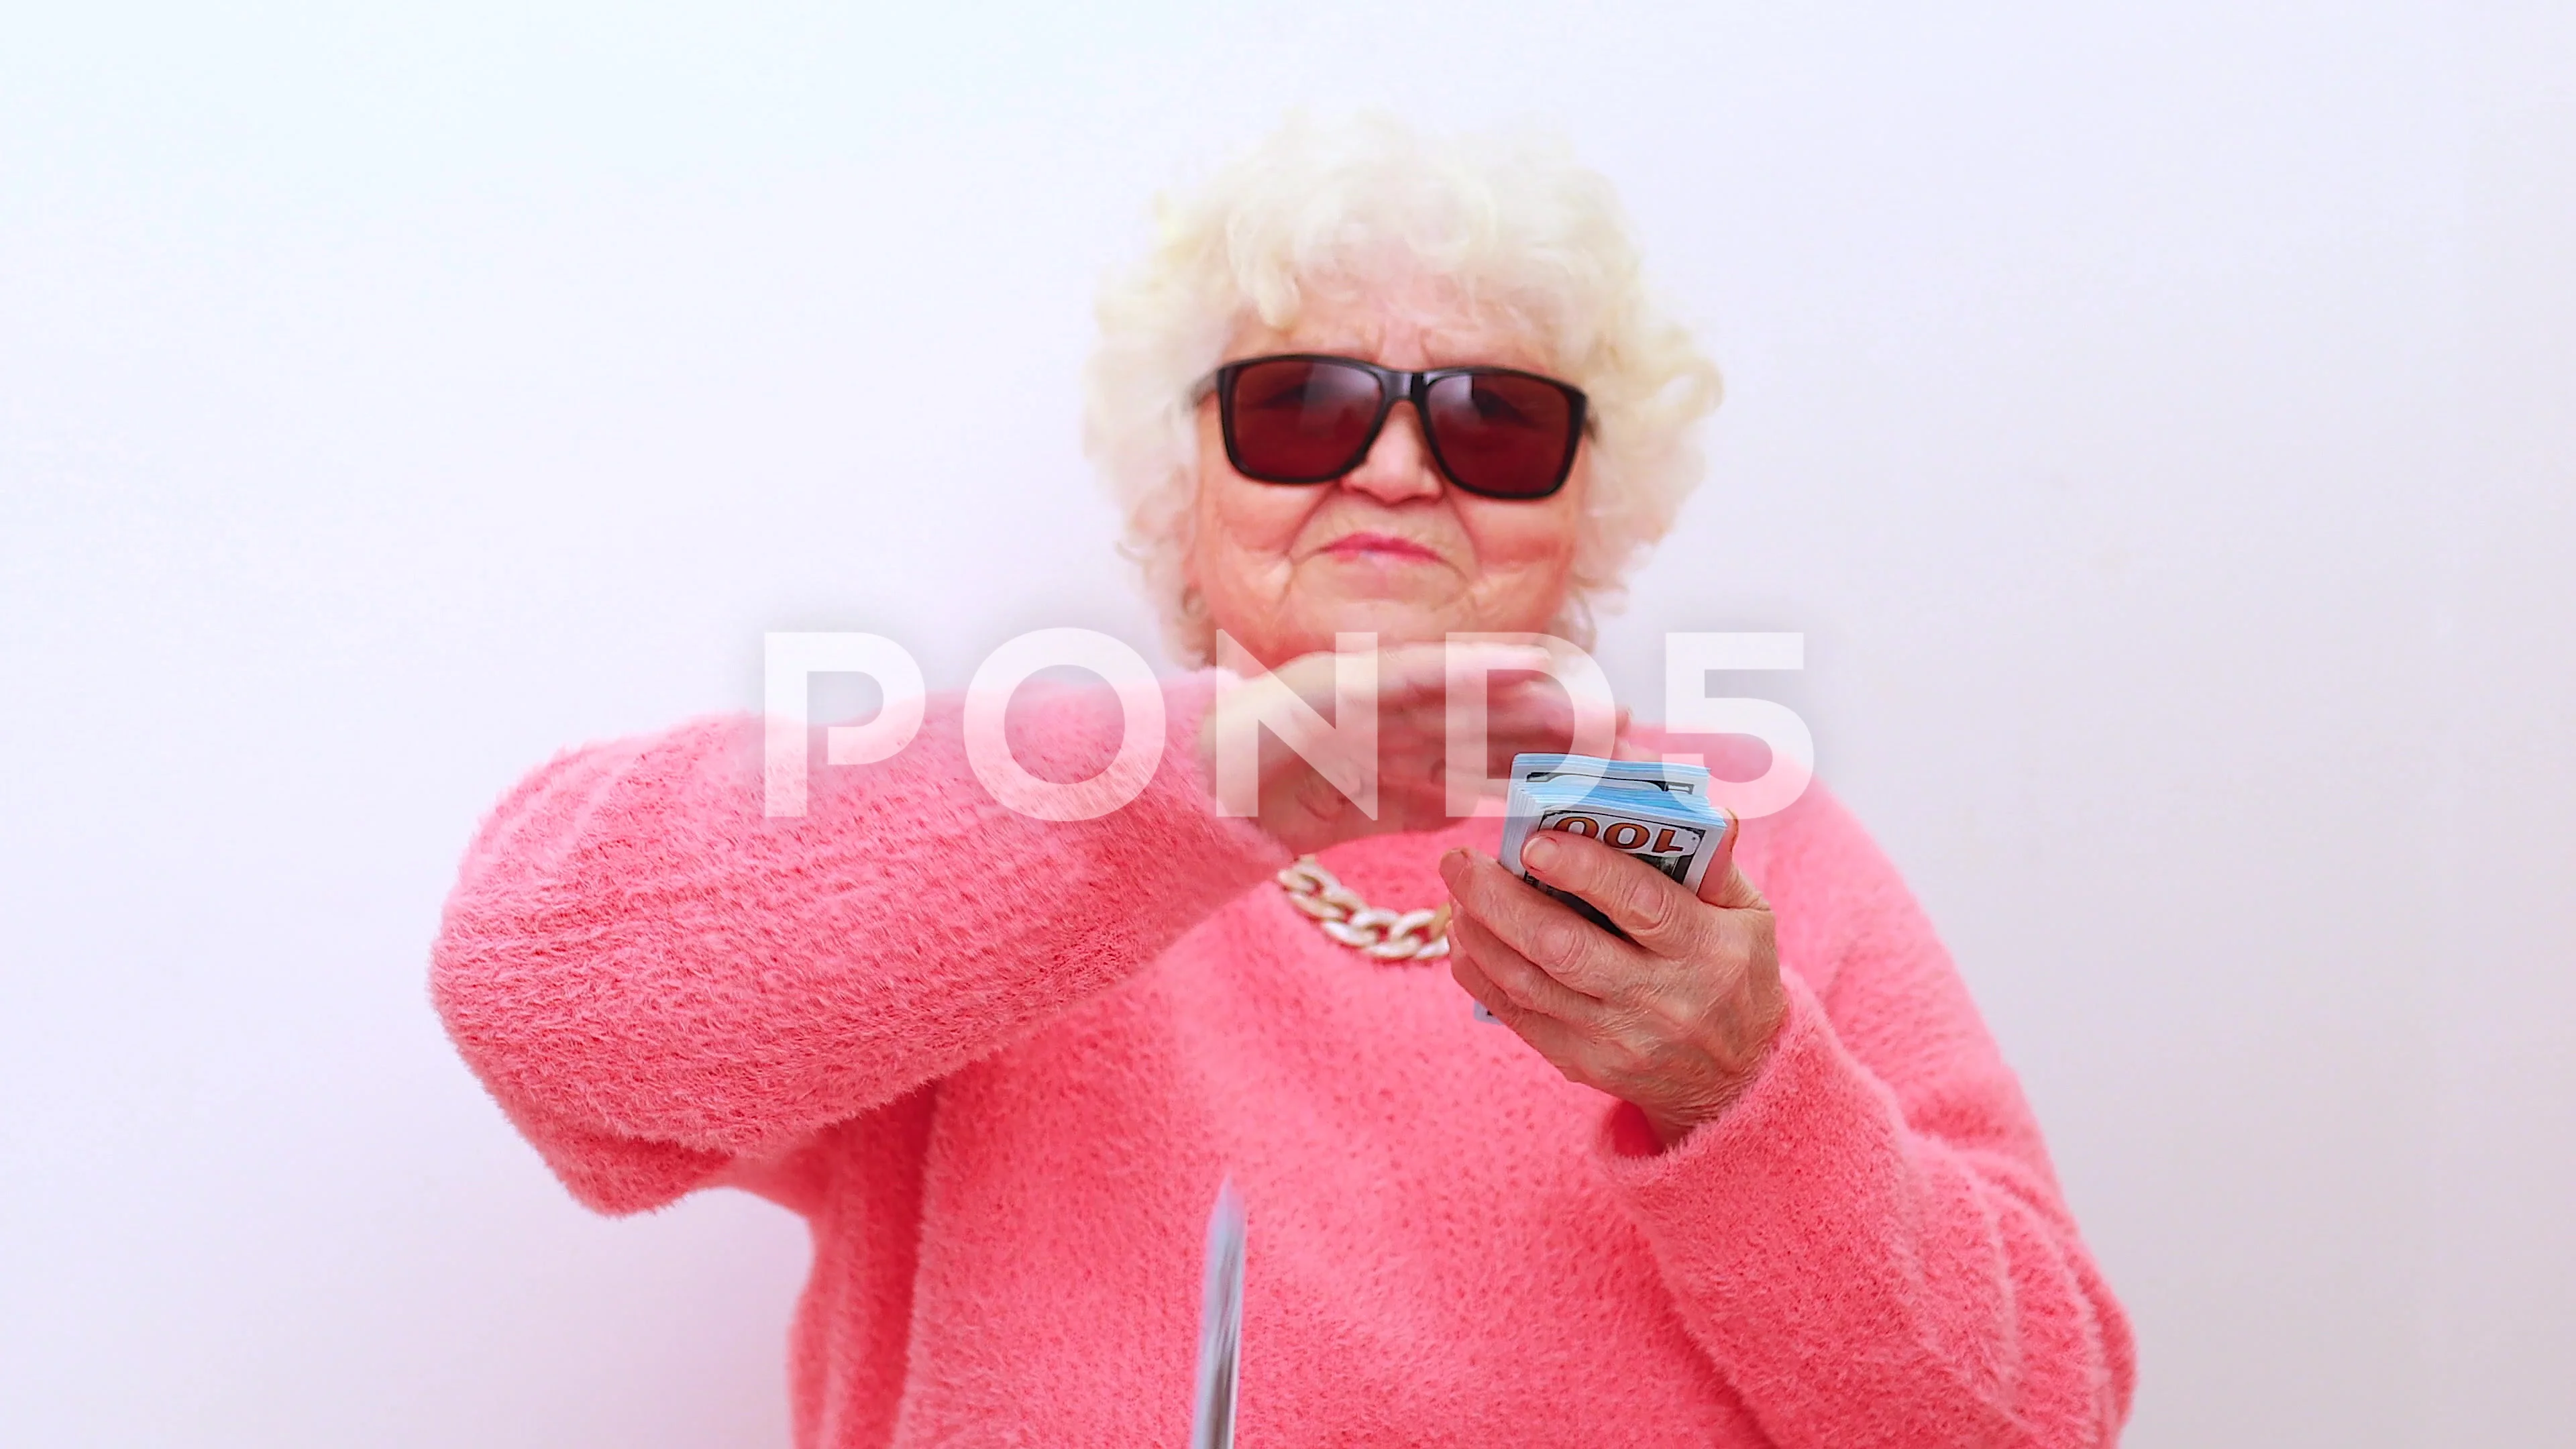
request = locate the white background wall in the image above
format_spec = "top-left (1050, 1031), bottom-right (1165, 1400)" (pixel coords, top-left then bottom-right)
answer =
top-left (3, 3), bottom-right (2568, 1444)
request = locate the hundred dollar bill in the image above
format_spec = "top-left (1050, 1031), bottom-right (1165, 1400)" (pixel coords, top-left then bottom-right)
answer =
top-left (1508, 753), bottom-right (1711, 797)
top-left (1474, 756), bottom-right (1734, 1023)
top-left (1505, 749), bottom-right (1732, 910)
top-left (1189, 1179), bottom-right (1244, 1449)
top-left (1501, 779), bottom-right (1731, 910)
top-left (1474, 775), bottom-right (1731, 1022)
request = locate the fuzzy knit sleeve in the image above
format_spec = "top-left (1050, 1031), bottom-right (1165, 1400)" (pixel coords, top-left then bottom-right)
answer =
top-left (431, 674), bottom-right (1289, 1215)
top-left (1594, 782), bottom-right (2136, 1448)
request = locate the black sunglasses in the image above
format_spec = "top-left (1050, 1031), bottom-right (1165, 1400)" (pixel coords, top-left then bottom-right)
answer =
top-left (1197, 354), bottom-right (1589, 500)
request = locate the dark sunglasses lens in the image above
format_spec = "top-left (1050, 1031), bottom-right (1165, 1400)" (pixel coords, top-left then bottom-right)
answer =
top-left (1226, 358), bottom-right (1383, 482)
top-left (1424, 372), bottom-right (1576, 498)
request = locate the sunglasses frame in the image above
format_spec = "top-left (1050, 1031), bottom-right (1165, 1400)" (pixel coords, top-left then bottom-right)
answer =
top-left (1196, 353), bottom-right (1591, 500)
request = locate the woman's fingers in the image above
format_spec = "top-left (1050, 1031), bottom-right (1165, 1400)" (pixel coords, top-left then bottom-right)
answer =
top-left (1438, 848), bottom-right (1640, 1000)
top-left (1242, 643), bottom-right (1657, 846)
top-left (1373, 642), bottom-right (1552, 706)
top-left (1365, 702), bottom-right (1577, 812)
top-left (1377, 682), bottom-right (1593, 777)
top-left (1448, 951), bottom-right (1603, 1071)
top-left (1448, 913), bottom-right (1604, 1022)
top-left (1690, 822), bottom-right (1767, 910)
top-left (1263, 642), bottom-right (1546, 729)
top-left (1295, 642), bottom-right (1591, 744)
top-left (1515, 830), bottom-right (1709, 957)
top-left (1258, 643), bottom-right (1595, 739)
top-left (1443, 837), bottom-right (1786, 1126)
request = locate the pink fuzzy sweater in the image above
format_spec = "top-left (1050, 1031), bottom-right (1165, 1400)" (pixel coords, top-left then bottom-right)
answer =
top-left (433, 677), bottom-right (2134, 1447)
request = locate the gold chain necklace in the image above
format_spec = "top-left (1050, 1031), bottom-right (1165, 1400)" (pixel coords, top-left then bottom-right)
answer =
top-left (1273, 856), bottom-right (1452, 962)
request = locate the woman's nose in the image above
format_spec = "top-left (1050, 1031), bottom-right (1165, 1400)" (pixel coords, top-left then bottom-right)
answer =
top-left (1338, 405), bottom-right (1444, 504)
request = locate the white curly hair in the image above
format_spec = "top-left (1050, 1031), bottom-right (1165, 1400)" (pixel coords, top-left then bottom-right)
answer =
top-left (1083, 113), bottom-right (1723, 665)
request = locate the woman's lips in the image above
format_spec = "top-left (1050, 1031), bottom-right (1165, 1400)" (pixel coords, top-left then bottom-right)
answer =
top-left (1320, 532), bottom-right (1442, 562)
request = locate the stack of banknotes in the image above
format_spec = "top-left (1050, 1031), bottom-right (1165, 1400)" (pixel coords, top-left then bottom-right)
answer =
top-left (1475, 755), bottom-right (1732, 1022)
top-left (1499, 753), bottom-right (1733, 932)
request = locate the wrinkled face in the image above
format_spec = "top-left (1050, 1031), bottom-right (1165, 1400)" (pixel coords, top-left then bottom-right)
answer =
top-left (1186, 279), bottom-right (1589, 669)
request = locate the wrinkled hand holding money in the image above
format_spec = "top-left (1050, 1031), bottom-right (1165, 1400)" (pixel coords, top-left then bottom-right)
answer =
top-left (1499, 753), bottom-right (1731, 934)
top-left (1442, 753), bottom-right (1788, 1148)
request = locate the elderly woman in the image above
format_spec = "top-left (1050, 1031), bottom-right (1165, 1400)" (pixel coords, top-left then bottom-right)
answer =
top-left (433, 119), bottom-right (2133, 1446)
